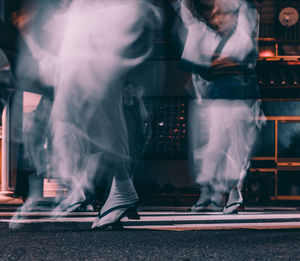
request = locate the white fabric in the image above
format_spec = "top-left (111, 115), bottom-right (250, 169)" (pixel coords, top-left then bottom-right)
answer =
top-left (47, 0), bottom-right (159, 191)
top-left (180, 0), bottom-right (257, 67)
top-left (190, 99), bottom-right (262, 193)
top-left (92, 177), bottom-right (138, 229)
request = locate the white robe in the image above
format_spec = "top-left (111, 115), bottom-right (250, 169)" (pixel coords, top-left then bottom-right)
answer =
top-left (179, 0), bottom-right (265, 192)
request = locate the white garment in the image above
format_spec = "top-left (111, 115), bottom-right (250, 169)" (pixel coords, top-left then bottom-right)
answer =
top-left (48, 0), bottom-right (160, 191)
top-left (190, 99), bottom-right (261, 192)
top-left (19, 0), bottom-right (161, 190)
top-left (180, 0), bottom-right (264, 193)
top-left (180, 0), bottom-right (257, 67)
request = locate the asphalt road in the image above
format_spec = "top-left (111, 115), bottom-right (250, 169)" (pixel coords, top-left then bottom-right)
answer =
top-left (0, 222), bottom-right (300, 261)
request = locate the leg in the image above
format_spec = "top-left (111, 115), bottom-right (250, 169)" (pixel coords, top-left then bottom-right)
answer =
top-left (223, 181), bottom-right (244, 214)
top-left (91, 162), bottom-right (139, 230)
top-left (222, 101), bottom-right (259, 214)
top-left (190, 100), bottom-right (229, 212)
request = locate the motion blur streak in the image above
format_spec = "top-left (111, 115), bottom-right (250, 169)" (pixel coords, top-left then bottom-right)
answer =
top-left (10, 0), bottom-right (162, 228)
top-left (176, 0), bottom-right (265, 210)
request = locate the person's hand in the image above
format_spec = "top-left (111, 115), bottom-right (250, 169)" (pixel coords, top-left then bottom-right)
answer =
top-left (11, 8), bottom-right (36, 35)
top-left (211, 56), bottom-right (240, 75)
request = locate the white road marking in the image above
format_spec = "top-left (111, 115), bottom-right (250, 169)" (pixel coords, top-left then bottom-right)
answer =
top-left (1, 212), bottom-right (300, 226)
top-left (122, 214), bottom-right (300, 222)
top-left (0, 217), bottom-right (95, 223)
top-left (125, 222), bottom-right (300, 231)
top-left (1, 211), bottom-right (300, 218)
top-left (2, 218), bottom-right (300, 231)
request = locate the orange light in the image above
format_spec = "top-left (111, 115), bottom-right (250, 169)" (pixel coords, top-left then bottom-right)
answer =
top-left (259, 50), bottom-right (274, 58)
top-left (287, 61), bottom-right (300, 65)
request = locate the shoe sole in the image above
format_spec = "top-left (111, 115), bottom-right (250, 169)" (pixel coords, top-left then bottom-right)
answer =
top-left (92, 220), bottom-right (124, 231)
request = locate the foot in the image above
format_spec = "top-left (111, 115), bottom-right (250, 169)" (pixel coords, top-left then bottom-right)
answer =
top-left (92, 220), bottom-right (124, 231)
top-left (9, 197), bottom-right (38, 230)
top-left (223, 186), bottom-right (243, 214)
top-left (91, 177), bottom-right (139, 230)
top-left (209, 191), bottom-right (224, 212)
top-left (51, 188), bottom-right (87, 217)
top-left (208, 202), bottom-right (223, 212)
top-left (191, 185), bottom-right (211, 212)
top-left (91, 203), bottom-right (138, 230)
top-left (191, 198), bottom-right (211, 212)
top-left (223, 201), bottom-right (243, 214)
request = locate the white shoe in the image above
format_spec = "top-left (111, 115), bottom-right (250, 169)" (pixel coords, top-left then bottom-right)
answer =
top-left (51, 188), bottom-right (87, 217)
top-left (223, 187), bottom-right (243, 214)
top-left (191, 185), bottom-right (211, 212)
top-left (91, 177), bottom-right (138, 230)
top-left (9, 197), bottom-right (38, 230)
top-left (91, 203), bottom-right (138, 230)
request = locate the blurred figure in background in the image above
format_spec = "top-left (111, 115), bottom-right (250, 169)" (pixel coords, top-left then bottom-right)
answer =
top-left (177, 0), bottom-right (265, 213)
top-left (9, 0), bottom-right (69, 228)
top-left (0, 49), bottom-right (15, 114)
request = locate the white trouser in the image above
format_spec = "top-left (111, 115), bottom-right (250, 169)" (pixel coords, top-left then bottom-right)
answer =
top-left (190, 99), bottom-right (262, 193)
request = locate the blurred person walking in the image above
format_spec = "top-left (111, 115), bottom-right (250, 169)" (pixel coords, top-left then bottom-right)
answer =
top-left (10, 0), bottom-right (161, 230)
top-left (177, 0), bottom-right (265, 213)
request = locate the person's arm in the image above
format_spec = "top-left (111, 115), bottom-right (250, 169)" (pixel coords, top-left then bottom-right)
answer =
top-left (12, 10), bottom-right (57, 86)
top-left (174, 0), bottom-right (197, 25)
top-left (182, 0), bottom-right (193, 11)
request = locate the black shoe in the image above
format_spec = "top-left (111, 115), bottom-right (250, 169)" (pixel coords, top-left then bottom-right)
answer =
top-left (126, 206), bottom-right (140, 220)
top-left (92, 220), bottom-right (124, 231)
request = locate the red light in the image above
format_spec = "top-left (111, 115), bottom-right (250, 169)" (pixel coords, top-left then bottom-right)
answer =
top-left (259, 51), bottom-right (274, 57)
top-left (287, 61), bottom-right (300, 65)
